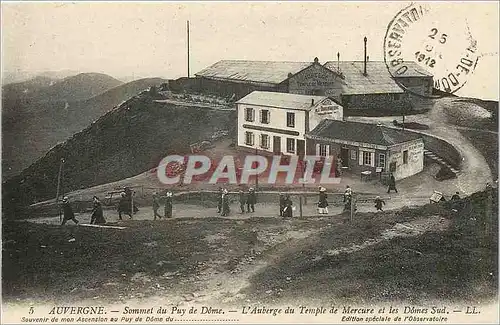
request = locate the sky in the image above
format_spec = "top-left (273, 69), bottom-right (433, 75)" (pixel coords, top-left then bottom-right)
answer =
top-left (2, 1), bottom-right (498, 100)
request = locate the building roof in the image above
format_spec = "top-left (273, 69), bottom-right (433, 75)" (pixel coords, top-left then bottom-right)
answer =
top-left (236, 91), bottom-right (328, 111)
top-left (308, 119), bottom-right (422, 147)
top-left (195, 60), bottom-right (313, 85)
top-left (323, 61), bottom-right (432, 95)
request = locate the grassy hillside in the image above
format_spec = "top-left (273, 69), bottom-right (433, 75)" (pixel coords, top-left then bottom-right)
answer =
top-left (3, 91), bottom-right (236, 218)
top-left (2, 77), bottom-right (167, 179)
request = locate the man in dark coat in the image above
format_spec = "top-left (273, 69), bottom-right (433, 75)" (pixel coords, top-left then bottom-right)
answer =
top-left (164, 191), bottom-right (173, 218)
top-left (153, 192), bottom-right (163, 220)
top-left (221, 189), bottom-right (230, 217)
top-left (118, 192), bottom-right (132, 220)
top-left (279, 192), bottom-right (286, 217)
top-left (238, 190), bottom-right (246, 213)
top-left (451, 191), bottom-right (460, 200)
top-left (387, 174), bottom-right (398, 193)
top-left (246, 188), bottom-right (256, 213)
top-left (374, 196), bottom-right (386, 212)
top-left (90, 196), bottom-right (106, 224)
top-left (61, 197), bottom-right (79, 225)
top-left (282, 195), bottom-right (293, 218)
top-left (217, 187), bottom-right (223, 213)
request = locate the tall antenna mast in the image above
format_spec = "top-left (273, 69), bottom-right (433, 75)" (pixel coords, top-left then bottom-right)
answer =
top-left (187, 20), bottom-right (190, 78)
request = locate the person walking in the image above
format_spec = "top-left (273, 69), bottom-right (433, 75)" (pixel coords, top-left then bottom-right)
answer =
top-left (282, 195), bottom-right (293, 218)
top-left (61, 197), bottom-right (79, 225)
top-left (451, 191), bottom-right (460, 200)
top-left (387, 174), bottom-right (398, 193)
top-left (238, 189), bottom-right (246, 214)
top-left (279, 192), bottom-right (286, 217)
top-left (90, 196), bottom-right (106, 224)
top-left (152, 192), bottom-right (163, 220)
top-left (164, 191), bottom-right (173, 218)
top-left (221, 189), bottom-right (230, 217)
top-left (118, 192), bottom-right (132, 220)
top-left (374, 196), bottom-right (386, 212)
top-left (318, 187), bottom-right (329, 214)
top-left (246, 188), bottom-right (256, 213)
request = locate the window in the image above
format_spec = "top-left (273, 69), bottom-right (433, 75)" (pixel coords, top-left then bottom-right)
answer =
top-left (319, 144), bottom-right (328, 157)
top-left (378, 153), bottom-right (386, 168)
top-left (393, 94), bottom-right (401, 101)
top-left (245, 131), bottom-right (255, 146)
top-left (245, 107), bottom-right (255, 122)
top-left (286, 112), bottom-right (295, 127)
top-left (403, 150), bottom-right (408, 164)
top-left (286, 138), bottom-right (295, 153)
top-left (363, 151), bottom-right (372, 166)
top-left (260, 134), bottom-right (270, 149)
top-left (350, 149), bottom-right (357, 160)
top-left (260, 110), bottom-right (270, 124)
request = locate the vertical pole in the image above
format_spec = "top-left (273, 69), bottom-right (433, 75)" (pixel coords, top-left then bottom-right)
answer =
top-left (299, 196), bottom-right (303, 218)
top-left (187, 20), bottom-right (190, 78)
top-left (255, 146), bottom-right (259, 193)
top-left (350, 194), bottom-right (354, 222)
top-left (56, 158), bottom-right (65, 223)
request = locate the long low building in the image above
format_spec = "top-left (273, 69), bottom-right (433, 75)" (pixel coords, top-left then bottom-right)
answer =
top-left (306, 119), bottom-right (425, 180)
top-left (195, 57), bottom-right (433, 110)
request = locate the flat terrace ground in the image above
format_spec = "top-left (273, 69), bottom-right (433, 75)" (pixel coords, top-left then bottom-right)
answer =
top-left (3, 189), bottom-right (497, 309)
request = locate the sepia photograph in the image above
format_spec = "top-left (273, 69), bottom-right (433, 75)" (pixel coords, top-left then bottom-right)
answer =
top-left (1, 1), bottom-right (499, 324)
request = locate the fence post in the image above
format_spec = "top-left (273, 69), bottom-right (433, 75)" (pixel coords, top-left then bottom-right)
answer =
top-left (299, 196), bottom-right (303, 218)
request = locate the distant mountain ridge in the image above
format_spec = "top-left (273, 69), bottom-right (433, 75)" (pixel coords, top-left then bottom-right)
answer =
top-left (2, 76), bottom-right (168, 179)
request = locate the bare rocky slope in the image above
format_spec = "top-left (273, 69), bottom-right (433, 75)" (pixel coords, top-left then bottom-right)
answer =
top-left (2, 90), bottom-right (236, 218)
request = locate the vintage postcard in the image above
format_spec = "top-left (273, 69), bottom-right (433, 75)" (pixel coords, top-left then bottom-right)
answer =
top-left (1, 1), bottom-right (498, 324)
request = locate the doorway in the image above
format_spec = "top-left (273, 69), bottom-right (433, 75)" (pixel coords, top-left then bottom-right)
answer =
top-left (341, 147), bottom-right (349, 167)
top-left (297, 139), bottom-right (305, 158)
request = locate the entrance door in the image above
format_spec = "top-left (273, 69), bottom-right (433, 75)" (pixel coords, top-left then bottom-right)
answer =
top-left (273, 136), bottom-right (281, 154)
top-left (297, 140), bottom-right (305, 158)
top-left (341, 147), bottom-right (349, 167)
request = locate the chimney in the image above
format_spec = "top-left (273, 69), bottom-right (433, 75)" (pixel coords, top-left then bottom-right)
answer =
top-left (363, 36), bottom-right (367, 76)
top-left (311, 99), bottom-right (315, 106)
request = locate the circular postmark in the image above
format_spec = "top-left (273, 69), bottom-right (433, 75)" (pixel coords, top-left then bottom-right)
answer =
top-left (384, 2), bottom-right (479, 98)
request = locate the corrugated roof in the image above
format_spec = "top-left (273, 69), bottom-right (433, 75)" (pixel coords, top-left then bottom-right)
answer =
top-left (324, 61), bottom-right (433, 95)
top-left (323, 61), bottom-right (405, 95)
top-left (308, 119), bottom-right (422, 146)
top-left (195, 60), bottom-right (313, 85)
top-left (236, 91), bottom-right (327, 111)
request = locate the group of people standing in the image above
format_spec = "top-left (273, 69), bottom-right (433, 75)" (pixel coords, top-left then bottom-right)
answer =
top-left (152, 190), bottom-right (174, 220)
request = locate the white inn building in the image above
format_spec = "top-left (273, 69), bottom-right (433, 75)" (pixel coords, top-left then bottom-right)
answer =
top-left (236, 91), bottom-right (343, 157)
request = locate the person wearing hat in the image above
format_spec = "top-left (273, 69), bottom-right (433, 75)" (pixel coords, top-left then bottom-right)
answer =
top-left (164, 191), bottom-right (173, 218)
top-left (282, 194), bottom-right (293, 218)
top-left (344, 185), bottom-right (352, 203)
top-left (238, 189), bottom-right (247, 214)
top-left (152, 192), bottom-right (163, 220)
top-left (374, 196), bottom-right (386, 212)
top-left (221, 189), bottom-right (230, 217)
top-left (118, 192), bottom-right (132, 220)
top-left (279, 192), bottom-right (286, 217)
top-left (61, 197), bottom-right (79, 225)
top-left (318, 187), bottom-right (329, 214)
top-left (246, 188), bottom-right (256, 213)
top-left (90, 196), bottom-right (106, 225)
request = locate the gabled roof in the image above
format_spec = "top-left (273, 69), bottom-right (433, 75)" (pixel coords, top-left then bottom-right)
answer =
top-left (308, 119), bottom-right (422, 147)
top-left (195, 60), bottom-right (313, 85)
top-left (236, 91), bottom-right (328, 111)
